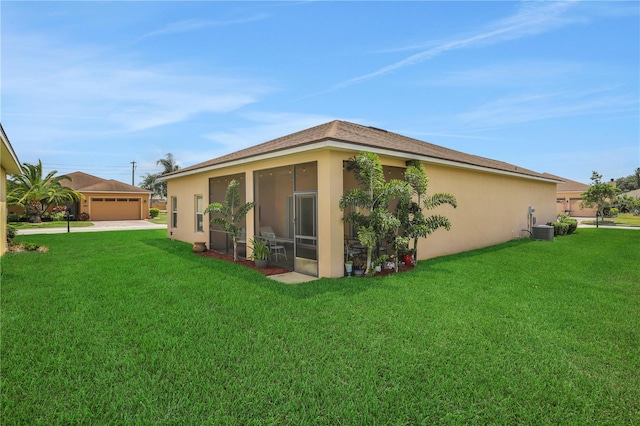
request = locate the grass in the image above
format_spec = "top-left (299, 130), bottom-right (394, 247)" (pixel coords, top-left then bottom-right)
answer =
top-left (146, 211), bottom-right (167, 224)
top-left (9, 221), bottom-right (94, 229)
top-left (1, 229), bottom-right (638, 424)
top-left (582, 213), bottom-right (640, 227)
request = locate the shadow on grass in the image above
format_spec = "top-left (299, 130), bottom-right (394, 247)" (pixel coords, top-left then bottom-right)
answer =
top-left (140, 237), bottom-right (393, 300)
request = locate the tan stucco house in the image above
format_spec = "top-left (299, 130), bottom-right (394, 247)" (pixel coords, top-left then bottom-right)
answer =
top-left (60, 172), bottom-right (151, 221)
top-left (164, 120), bottom-right (559, 278)
top-left (542, 172), bottom-right (597, 217)
top-left (1, 124), bottom-right (21, 256)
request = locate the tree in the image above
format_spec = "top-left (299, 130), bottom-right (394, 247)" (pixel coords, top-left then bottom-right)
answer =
top-left (139, 172), bottom-right (163, 198)
top-left (614, 168), bottom-right (640, 192)
top-left (339, 152), bottom-right (411, 275)
top-left (399, 160), bottom-right (457, 267)
top-left (204, 179), bottom-right (255, 261)
top-left (148, 153), bottom-right (180, 198)
top-left (581, 171), bottom-right (620, 218)
top-left (8, 160), bottom-right (82, 223)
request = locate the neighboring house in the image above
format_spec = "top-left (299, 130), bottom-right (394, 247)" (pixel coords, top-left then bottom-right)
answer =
top-left (542, 172), bottom-right (598, 217)
top-left (1, 123), bottom-right (21, 256)
top-left (623, 189), bottom-right (640, 198)
top-left (164, 120), bottom-right (559, 279)
top-left (60, 172), bottom-right (151, 221)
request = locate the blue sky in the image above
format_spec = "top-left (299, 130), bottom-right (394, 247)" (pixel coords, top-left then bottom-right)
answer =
top-left (1, 1), bottom-right (638, 185)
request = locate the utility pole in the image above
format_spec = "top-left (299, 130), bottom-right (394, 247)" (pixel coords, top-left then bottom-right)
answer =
top-left (130, 161), bottom-right (137, 186)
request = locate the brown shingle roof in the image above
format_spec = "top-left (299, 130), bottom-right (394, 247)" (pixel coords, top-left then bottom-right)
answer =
top-left (542, 173), bottom-right (589, 191)
top-left (61, 171), bottom-right (150, 193)
top-left (169, 120), bottom-right (550, 180)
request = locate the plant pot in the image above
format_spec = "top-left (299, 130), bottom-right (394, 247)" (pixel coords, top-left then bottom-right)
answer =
top-left (403, 254), bottom-right (413, 266)
top-left (345, 263), bottom-right (353, 277)
top-left (254, 258), bottom-right (269, 268)
top-left (354, 269), bottom-right (364, 277)
top-left (375, 265), bottom-right (382, 273)
top-left (193, 242), bottom-right (207, 253)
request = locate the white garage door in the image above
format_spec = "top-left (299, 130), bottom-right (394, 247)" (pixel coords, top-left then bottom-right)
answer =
top-left (91, 198), bottom-right (141, 220)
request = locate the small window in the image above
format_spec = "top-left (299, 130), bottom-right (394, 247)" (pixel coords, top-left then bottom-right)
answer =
top-left (195, 195), bottom-right (204, 233)
top-left (117, 198), bottom-right (128, 202)
top-left (171, 196), bottom-right (178, 228)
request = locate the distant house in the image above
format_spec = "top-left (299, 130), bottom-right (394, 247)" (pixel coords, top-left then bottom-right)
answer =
top-left (542, 173), bottom-right (598, 217)
top-left (1, 124), bottom-right (21, 256)
top-left (60, 172), bottom-right (151, 221)
top-left (164, 120), bottom-right (559, 279)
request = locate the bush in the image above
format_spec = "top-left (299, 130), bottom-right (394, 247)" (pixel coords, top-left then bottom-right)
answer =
top-left (548, 221), bottom-right (569, 236)
top-left (7, 213), bottom-right (27, 222)
top-left (149, 208), bottom-right (160, 218)
top-left (77, 212), bottom-right (90, 221)
top-left (563, 218), bottom-right (578, 235)
top-left (6, 224), bottom-right (17, 244)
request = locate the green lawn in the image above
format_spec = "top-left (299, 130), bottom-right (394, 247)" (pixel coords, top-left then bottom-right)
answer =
top-left (146, 211), bottom-right (167, 224)
top-left (9, 220), bottom-right (94, 229)
top-left (582, 213), bottom-right (640, 227)
top-left (2, 229), bottom-right (638, 424)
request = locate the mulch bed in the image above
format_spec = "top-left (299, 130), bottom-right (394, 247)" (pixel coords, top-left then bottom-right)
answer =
top-left (197, 249), bottom-right (414, 277)
top-left (198, 250), bottom-right (291, 276)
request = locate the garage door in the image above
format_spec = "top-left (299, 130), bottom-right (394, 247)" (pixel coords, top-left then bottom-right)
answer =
top-left (91, 198), bottom-right (141, 220)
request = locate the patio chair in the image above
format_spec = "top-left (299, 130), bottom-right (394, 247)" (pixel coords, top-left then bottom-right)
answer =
top-left (263, 231), bottom-right (287, 261)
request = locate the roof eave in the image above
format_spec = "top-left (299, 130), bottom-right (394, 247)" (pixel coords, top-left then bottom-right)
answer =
top-left (162, 140), bottom-right (554, 183)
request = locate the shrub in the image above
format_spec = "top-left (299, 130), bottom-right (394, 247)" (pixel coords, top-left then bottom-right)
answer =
top-left (22, 242), bottom-right (40, 251)
top-left (548, 221), bottom-right (569, 236)
top-left (149, 208), bottom-right (160, 218)
top-left (563, 218), bottom-right (578, 235)
top-left (6, 224), bottom-right (17, 244)
top-left (77, 212), bottom-right (90, 221)
top-left (8, 213), bottom-right (27, 222)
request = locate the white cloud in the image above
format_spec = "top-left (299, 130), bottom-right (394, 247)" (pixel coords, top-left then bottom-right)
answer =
top-left (2, 32), bottom-right (273, 142)
top-left (326, 1), bottom-right (581, 92)
top-left (202, 112), bottom-right (362, 158)
top-left (140, 14), bottom-right (269, 38)
top-left (456, 87), bottom-right (638, 127)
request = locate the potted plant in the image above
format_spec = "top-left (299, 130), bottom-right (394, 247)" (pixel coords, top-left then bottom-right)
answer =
top-left (373, 255), bottom-right (389, 273)
top-left (249, 237), bottom-right (270, 268)
top-left (353, 259), bottom-right (366, 277)
top-left (398, 247), bottom-right (414, 266)
top-left (344, 260), bottom-right (353, 277)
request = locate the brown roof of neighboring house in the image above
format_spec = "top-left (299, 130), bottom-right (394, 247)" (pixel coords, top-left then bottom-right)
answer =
top-left (168, 120), bottom-right (553, 181)
top-left (61, 171), bottom-right (150, 193)
top-left (542, 173), bottom-right (589, 191)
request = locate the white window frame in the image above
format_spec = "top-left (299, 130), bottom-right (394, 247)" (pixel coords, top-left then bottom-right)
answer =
top-left (195, 195), bottom-right (204, 233)
top-left (171, 196), bottom-right (178, 228)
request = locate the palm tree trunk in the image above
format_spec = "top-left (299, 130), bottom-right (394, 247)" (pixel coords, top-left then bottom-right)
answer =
top-left (26, 200), bottom-right (43, 223)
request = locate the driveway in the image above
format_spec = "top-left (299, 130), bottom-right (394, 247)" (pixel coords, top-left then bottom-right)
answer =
top-left (16, 220), bottom-right (167, 235)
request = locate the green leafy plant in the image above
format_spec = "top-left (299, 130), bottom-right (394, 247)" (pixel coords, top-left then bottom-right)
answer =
top-left (205, 179), bottom-right (255, 262)
top-left (149, 208), bottom-right (160, 218)
top-left (248, 238), bottom-right (270, 260)
top-left (7, 160), bottom-right (82, 223)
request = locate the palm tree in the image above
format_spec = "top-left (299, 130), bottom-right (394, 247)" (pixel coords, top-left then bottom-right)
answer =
top-left (339, 152), bottom-right (411, 275)
top-left (155, 153), bottom-right (180, 198)
top-left (400, 160), bottom-right (457, 266)
top-left (205, 179), bottom-right (255, 261)
top-left (8, 160), bottom-right (82, 223)
top-left (139, 172), bottom-right (162, 198)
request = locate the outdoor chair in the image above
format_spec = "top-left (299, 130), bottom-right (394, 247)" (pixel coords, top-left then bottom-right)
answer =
top-left (263, 231), bottom-right (287, 261)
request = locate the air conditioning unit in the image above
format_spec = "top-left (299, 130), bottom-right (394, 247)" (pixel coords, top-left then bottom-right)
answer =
top-left (532, 225), bottom-right (554, 241)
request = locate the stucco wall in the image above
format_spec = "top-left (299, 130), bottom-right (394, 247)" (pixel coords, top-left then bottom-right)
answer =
top-left (416, 164), bottom-right (557, 261)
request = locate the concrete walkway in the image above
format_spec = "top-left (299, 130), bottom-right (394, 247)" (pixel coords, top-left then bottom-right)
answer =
top-left (268, 271), bottom-right (318, 284)
top-left (16, 220), bottom-right (167, 235)
top-left (575, 216), bottom-right (639, 230)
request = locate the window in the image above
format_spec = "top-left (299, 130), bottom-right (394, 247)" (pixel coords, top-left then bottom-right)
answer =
top-left (195, 195), bottom-right (204, 233)
top-left (171, 196), bottom-right (178, 228)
